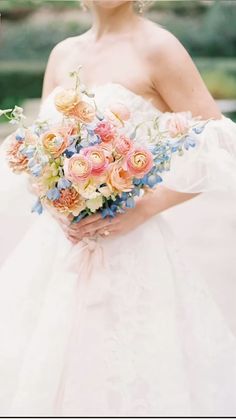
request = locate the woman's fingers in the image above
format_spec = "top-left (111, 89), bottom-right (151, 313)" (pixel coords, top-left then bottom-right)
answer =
top-left (79, 217), bottom-right (119, 235)
top-left (74, 213), bottom-right (102, 228)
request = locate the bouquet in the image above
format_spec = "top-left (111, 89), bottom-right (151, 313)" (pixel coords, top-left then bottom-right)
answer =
top-left (0, 69), bottom-right (209, 224)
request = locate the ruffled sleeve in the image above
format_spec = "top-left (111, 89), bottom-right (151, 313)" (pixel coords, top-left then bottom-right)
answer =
top-left (161, 115), bottom-right (236, 193)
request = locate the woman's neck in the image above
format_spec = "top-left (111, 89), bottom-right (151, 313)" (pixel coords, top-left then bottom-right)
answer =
top-left (89, 2), bottom-right (140, 40)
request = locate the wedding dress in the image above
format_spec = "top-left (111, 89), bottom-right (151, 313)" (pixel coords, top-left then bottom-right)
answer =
top-left (0, 83), bottom-right (236, 417)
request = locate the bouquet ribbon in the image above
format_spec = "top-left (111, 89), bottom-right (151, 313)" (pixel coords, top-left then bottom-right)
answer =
top-left (54, 235), bottom-right (110, 413)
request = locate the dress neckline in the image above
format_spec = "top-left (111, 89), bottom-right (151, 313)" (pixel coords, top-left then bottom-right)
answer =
top-left (43, 82), bottom-right (162, 115)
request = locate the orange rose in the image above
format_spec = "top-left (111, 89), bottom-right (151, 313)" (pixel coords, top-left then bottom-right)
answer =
top-left (41, 130), bottom-right (70, 157)
top-left (107, 162), bottom-right (133, 193)
top-left (73, 101), bottom-right (96, 123)
top-left (54, 89), bottom-right (81, 116)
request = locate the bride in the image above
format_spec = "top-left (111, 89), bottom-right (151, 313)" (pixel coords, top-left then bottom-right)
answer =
top-left (0, 0), bottom-right (236, 416)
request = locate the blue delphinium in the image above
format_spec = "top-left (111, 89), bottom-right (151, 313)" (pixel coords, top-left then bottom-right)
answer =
top-left (57, 178), bottom-right (71, 190)
top-left (46, 187), bottom-right (60, 201)
top-left (32, 198), bottom-right (43, 215)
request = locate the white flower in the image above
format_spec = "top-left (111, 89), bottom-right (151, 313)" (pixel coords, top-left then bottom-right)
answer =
top-left (0, 108), bottom-right (13, 116)
top-left (98, 185), bottom-right (112, 198)
top-left (12, 106), bottom-right (26, 122)
top-left (76, 178), bottom-right (100, 199)
top-left (12, 106), bottom-right (24, 116)
top-left (86, 195), bottom-right (103, 212)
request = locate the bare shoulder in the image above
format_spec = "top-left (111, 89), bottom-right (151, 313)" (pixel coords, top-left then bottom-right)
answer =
top-left (41, 32), bottom-right (90, 100)
top-left (138, 19), bottom-right (221, 119)
top-left (49, 31), bottom-right (89, 63)
top-left (139, 20), bottom-right (189, 68)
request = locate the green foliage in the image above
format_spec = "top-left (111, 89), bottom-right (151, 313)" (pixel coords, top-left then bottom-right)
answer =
top-left (201, 71), bottom-right (236, 100)
top-left (151, 0), bottom-right (207, 16)
top-left (195, 57), bottom-right (236, 99)
top-left (0, 2), bottom-right (236, 59)
top-left (0, 0), bottom-right (78, 15)
top-left (0, 62), bottom-right (45, 109)
top-left (0, 21), bottom-right (87, 61)
top-left (156, 1), bottom-right (236, 57)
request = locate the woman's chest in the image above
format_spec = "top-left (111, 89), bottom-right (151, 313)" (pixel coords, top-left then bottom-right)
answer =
top-left (55, 40), bottom-right (168, 111)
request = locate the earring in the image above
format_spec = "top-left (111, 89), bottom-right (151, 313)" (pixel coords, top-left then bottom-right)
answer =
top-left (137, 0), bottom-right (145, 14)
top-left (80, 0), bottom-right (88, 12)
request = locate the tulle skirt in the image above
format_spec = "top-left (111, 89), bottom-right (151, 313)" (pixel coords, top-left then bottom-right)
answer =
top-left (0, 200), bottom-right (236, 416)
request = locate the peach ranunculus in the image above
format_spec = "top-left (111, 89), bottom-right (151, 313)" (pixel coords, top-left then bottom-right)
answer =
top-left (58, 123), bottom-right (80, 138)
top-left (107, 162), bottom-right (133, 193)
top-left (99, 142), bottom-right (114, 164)
top-left (109, 102), bottom-right (131, 122)
top-left (23, 128), bottom-right (38, 145)
top-left (64, 154), bottom-right (92, 183)
top-left (51, 188), bottom-right (86, 216)
top-left (114, 135), bottom-right (134, 156)
top-left (166, 112), bottom-right (191, 138)
top-left (94, 121), bottom-right (116, 143)
top-left (54, 89), bottom-right (81, 116)
top-left (126, 147), bottom-right (153, 179)
top-left (41, 130), bottom-right (70, 158)
top-left (7, 139), bottom-right (28, 173)
top-left (73, 101), bottom-right (96, 123)
top-left (81, 146), bottom-right (108, 176)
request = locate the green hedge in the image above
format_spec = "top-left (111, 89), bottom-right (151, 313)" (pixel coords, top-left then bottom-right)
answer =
top-left (0, 62), bottom-right (45, 109)
top-left (0, 2), bottom-right (236, 60)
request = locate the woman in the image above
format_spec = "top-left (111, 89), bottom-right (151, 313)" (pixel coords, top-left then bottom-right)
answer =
top-left (0, 0), bottom-right (236, 416)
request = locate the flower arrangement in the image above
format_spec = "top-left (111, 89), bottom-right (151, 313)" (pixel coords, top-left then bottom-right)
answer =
top-left (0, 68), bottom-right (209, 223)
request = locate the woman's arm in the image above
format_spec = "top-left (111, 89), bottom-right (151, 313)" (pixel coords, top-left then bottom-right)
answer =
top-left (55, 30), bottom-right (223, 242)
top-left (41, 40), bottom-right (68, 102)
top-left (149, 29), bottom-right (222, 120)
top-left (138, 29), bottom-right (222, 216)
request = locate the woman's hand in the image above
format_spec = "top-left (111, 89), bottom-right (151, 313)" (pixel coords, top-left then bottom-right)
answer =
top-left (64, 195), bottom-right (153, 244)
top-left (52, 185), bottom-right (199, 244)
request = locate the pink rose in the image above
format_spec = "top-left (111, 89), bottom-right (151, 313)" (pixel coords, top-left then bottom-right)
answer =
top-left (114, 135), bottom-right (134, 156)
top-left (126, 147), bottom-right (153, 178)
top-left (64, 154), bottom-right (92, 183)
top-left (81, 146), bottom-right (108, 176)
top-left (167, 112), bottom-right (191, 137)
top-left (95, 121), bottom-right (116, 143)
